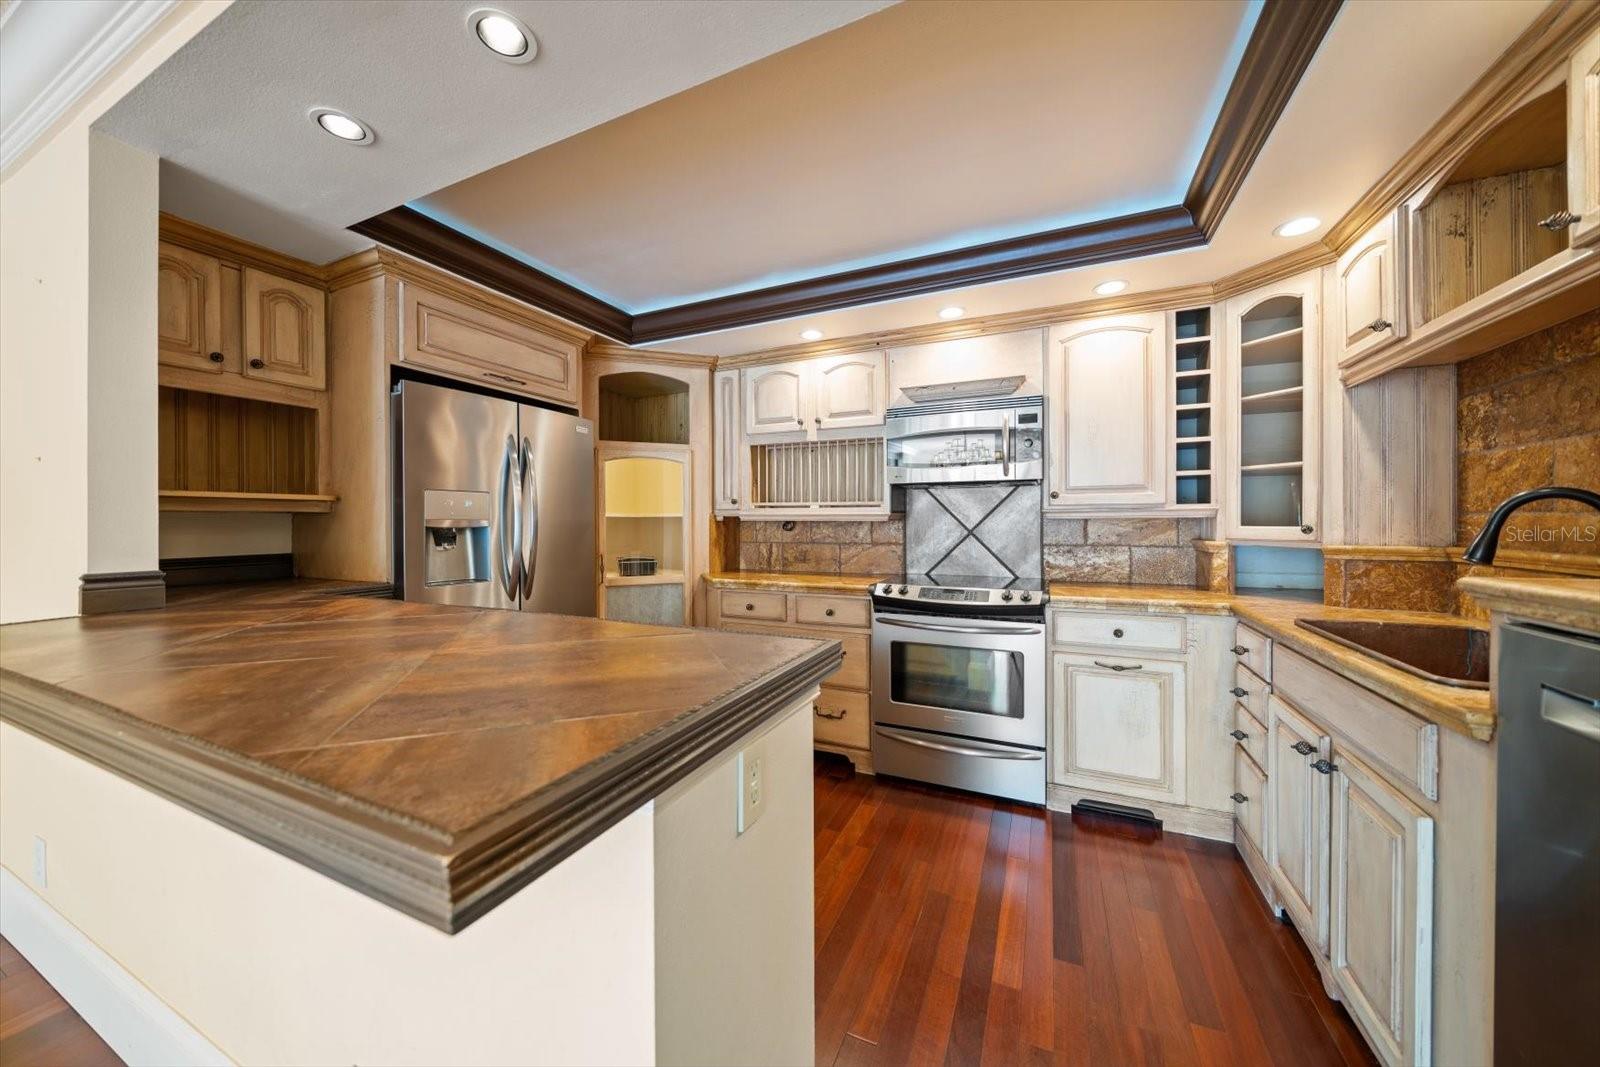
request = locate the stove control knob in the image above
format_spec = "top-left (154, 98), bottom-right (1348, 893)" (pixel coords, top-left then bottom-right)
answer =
top-left (880, 583), bottom-right (892, 594)
top-left (897, 585), bottom-right (908, 595)
top-left (1020, 591), bottom-right (1033, 603)
top-left (1000, 591), bottom-right (1013, 601)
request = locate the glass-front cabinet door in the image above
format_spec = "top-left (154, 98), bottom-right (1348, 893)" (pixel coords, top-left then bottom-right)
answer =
top-left (598, 444), bottom-right (691, 625)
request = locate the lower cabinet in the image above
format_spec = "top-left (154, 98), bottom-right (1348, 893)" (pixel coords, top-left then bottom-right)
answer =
top-left (1050, 651), bottom-right (1186, 805)
top-left (1267, 694), bottom-right (1331, 953)
top-left (1330, 747), bottom-right (1434, 1067)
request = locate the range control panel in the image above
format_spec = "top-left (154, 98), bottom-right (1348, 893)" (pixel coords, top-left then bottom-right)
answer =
top-left (871, 581), bottom-right (1047, 616)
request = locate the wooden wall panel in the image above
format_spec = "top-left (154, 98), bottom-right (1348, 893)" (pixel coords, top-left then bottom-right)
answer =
top-left (159, 386), bottom-right (317, 495)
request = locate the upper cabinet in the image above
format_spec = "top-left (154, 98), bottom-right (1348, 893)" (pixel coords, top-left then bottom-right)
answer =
top-left (398, 280), bottom-right (579, 407)
top-left (1046, 312), bottom-right (1167, 509)
top-left (242, 268), bottom-right (326, 391)
top-left (1336, 208), bottom-right (1407, 365)
top-left (1569, 26), bottom-right (1600, 247)
top-left (713, 368), bottom-right (741, 514)
top-left (1225, 272), bottom-right (1320, 542)
top-left (743, 351), bottom-right (885, 437)
top-left (157, 243), bottom-right (226, 375)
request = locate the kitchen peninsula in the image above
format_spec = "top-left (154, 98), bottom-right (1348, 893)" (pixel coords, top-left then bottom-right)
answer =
top-left (0, 579), bottom-right (838, 1065)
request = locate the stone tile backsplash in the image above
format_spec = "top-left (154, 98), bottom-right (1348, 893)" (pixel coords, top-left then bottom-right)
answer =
top-left (740, 517), bottom-right (904, 576)
top-left (1043, 518), bottom-right (1211, 585)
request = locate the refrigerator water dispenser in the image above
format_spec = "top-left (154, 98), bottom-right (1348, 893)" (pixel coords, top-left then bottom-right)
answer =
top-left (423, 489), bottom-right (491, 587)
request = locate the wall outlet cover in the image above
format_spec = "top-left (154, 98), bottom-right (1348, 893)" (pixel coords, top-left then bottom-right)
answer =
top-left (736, 742), bottom-right (767, 835)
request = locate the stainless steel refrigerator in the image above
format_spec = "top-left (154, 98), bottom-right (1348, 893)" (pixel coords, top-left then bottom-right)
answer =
top-left (393, 378), bottom-right (595, 614)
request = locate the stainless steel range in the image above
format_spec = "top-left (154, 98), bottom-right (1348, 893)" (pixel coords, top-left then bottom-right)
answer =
top-left (870, 574), bottom-right (1048, 804)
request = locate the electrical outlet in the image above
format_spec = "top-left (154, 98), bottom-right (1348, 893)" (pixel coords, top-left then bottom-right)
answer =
top-left (736, 741), bottom-right (767, 835)
top-left (32, 836), bottom-right (47, 888)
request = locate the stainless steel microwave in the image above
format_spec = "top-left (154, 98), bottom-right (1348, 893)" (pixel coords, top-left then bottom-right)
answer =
top-left (884, 395), bottom-right (1044, 485)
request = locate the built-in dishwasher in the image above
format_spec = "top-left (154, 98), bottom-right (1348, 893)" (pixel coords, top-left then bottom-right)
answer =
top-left (1493, 621), bottom-right (1600, 1066)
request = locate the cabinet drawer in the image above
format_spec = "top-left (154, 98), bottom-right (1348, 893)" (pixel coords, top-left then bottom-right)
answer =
top-left (812, 630), bottom-right (869, 691)
top-left (719, 590), bottom-right (787, 623)
top-left (1233, 701), bottom-right (1268, 770)
top-left (1234, 747), bottom-right (1267, 855)
top-left (794, 594), bottom-right (869, 629)
top-left (399, 282), bottom-right (580, 405)
top-left (1231, 623), bottom-right (1272, 680)
top-left (1051, 610), bottom-right (1186, 653)
top-left (1273, 646), bottom-right (1439, 802)
top-left (812, 686), bottom-right (870, 750)
top-left (1231, 662), bottom-right (1270, 723)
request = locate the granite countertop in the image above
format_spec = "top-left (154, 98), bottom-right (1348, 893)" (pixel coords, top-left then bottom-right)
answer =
top-left (0, 580), bottom-right (840, 932)
top-left (1455, 575), bottom-right (1600, 633)
top-left (704, 570), bottom-right (883, 596)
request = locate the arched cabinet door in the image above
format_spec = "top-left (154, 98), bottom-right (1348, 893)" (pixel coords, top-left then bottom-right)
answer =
top-left (1046, 312), bottom-right (1168, 507)
top-left (813, 352), bottom-right (885, 430)
top-left (242, 268), bottom-right (326, 391)
top-left (1336, 209), bottom-right (1407, 365)
top-left (743, 364), bottom-right (808, 435)
top-left (157, 243), bottom-right (225, 374)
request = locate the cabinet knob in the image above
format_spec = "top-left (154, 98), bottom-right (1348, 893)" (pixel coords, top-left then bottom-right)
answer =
top-left (1537, 210), bottom-right (1581, 231)
top-left (1230, 686), bottom-right (1247, 697)
top-left (208, 351), bottom-right (224, 363)
top-left (1230, 645), bottom-right (1249, 655)
top-left (1366, 318), bottom-right (1392, 333)
top-left (1292, 740), bottom-right (1316, 756)
top-left (745, 603), bottom-right (755, 611)
top-left (1112, 628), bottom-right (1124, 638)
top-left (1311, 758), bottom-right (1338, 775)
top-left (814, 417), bottom-right (822, 425)
top-left (825, 608), bottom-right (835, 617)
top-left (796, 418), bottom-right (804, 426)
top-left (1300, 524), bottom-right (1314, 535)
top-left (1229, 729), bottom-right (1248, 741)
top-left (1050, 491), bottom-right (1060, 500)
top-left (1230, 792), bottom-right (1248, 804)
top-left (249, 358), bottom-right (265, 369)
top-left (731, 498), bottom-right (738, 505)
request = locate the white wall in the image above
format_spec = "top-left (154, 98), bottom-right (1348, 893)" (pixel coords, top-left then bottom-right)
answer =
top-left (0, 722), bottom-right (658, 1067)
top-left (159, 513), bottom-right (293, 559)
top-left (654, 700), bottom-right (816, 1067)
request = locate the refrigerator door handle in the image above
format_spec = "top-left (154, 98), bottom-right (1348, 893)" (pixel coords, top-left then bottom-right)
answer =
top-left (519, 435), bottom-right (538, 599)
top-left (498, 433), bottom-right (522, 600)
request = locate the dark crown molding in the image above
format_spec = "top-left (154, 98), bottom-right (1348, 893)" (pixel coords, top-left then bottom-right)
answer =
top-left (351, 0), bottom-right (1341, 345)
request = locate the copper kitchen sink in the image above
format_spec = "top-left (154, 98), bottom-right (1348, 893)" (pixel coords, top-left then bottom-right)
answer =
top-left (1294, 618), bottom-right (1491, 689)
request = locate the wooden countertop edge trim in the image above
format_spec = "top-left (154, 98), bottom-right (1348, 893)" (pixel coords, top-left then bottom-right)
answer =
top-left (0, 639), bottom-right (843, 933)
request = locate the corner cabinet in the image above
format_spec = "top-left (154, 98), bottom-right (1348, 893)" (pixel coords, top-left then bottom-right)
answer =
top-left (1045, 312), bottom-right (1168, 509)
top-left (1224, 272), bottom-right (1320, 541)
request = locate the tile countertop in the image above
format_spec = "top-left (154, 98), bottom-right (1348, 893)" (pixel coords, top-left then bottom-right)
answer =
top-left (0, 580), bottom-right (841, 932)
top-left (704, 572), bottom-right (1494, 741)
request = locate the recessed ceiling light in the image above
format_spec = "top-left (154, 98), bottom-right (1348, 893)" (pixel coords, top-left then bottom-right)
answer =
top-left (1094, 280), bottom-right (1128, 296)
top-left (308, 108), bottom-right (373, 145)
top-left (938, 306), bottom-right (965, 320)
top-left (1274, 216), bottom-right (1321, 238)
top-left (800, 329), bottom-right (824, 342)
top-left (468, 8), bottom-right (537, 63)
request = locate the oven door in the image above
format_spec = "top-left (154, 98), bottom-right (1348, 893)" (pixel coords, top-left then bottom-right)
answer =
top-left (871, 611), bottom-right (1046, 748)
top-left (885, 408), bottom-right (1042, 484)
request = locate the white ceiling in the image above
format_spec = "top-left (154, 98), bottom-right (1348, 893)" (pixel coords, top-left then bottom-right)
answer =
top-left (655, 0), bottom-right (1545, 356)
top-left (416, 0), bottom-right (1256, 311)
top-left (96, 0), bottom-right (893, 262)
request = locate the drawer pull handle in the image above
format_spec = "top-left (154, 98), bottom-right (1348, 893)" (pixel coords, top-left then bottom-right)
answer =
top-left (1538, 210), bottom-right (1581, 230)
top-left (1311, 758), bottom-right (1338, 775)
top-left (1229, 729), bottom-right (1248, 741)
top-left (1093, 660), bottom-right (1142, 672)
top-left (1112, 628), bottom-right (1124, 638)
top-left (825, 608), bottom-right (835, 617)
top-left (815, 706), bottom-right (848, 720)
top-left (1230, 686), bottom-right (1247, 698)
top-left (1230, 645), bottom-right (1249, 655)
top-left (484, 371), bottom-right (529, 386)
top-left (1366, 317), bottom-right (1392, 333)
top-left (1291, 740), bottom-right (1316, 756)
top-left (1230, 792), bottom-right (1248, 803)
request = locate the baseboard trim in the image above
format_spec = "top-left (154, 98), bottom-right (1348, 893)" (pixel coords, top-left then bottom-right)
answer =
top-left (1046, 784), bottom-right (1234, 842)
top-left (79, 570), bottom-right (165, 615)
top-left (0, 867), bottom-right (230, 1066)
top-left (159, 553), bottom-right (294, 588)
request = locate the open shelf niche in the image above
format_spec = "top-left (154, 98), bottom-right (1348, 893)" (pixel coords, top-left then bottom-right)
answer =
top-left (158, 386), bottom-right (333, 512)
top-left (1237, 295), bottom-right (1307, 529)
top-left (1172, 307), bottom-right (1213, 506)
top-left (597, 371), bottom-right (690, 445)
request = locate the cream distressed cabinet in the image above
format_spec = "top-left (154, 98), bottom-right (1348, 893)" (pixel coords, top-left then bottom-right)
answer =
top-left (1045, 312), bottom-right (1168, 509)
top-left (742, 351), bottom-right (886, 437)
top-left (1336, 209), bottom-right (1408, 364)
top-left (713, 369), bottom-right (742, 513)
top-left (1267, 693), bottom-right (1330, 953)
top-left (1570, 24), bottom-right (1600, 248)
top-left (1051, 652), bottom-right (1186, 804)
top-left (1330, 747), bottom-right (1435, 1067)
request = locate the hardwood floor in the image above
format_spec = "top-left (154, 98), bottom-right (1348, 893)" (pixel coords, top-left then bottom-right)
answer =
top-left (813, 756), bottom-right (1377, 1067)
top-left (0, 937), bottom-right (122, 1067)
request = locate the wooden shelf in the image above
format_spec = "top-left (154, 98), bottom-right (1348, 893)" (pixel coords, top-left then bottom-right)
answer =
top-left (604, 569), bottom-right (685, 587)
top-left (1240, 386), bottom-right (1304, 413)
top-left (1175, 335), bottom-right (1212, 345)
top-left (1175, 369), bottom-right (1212, 379)
top-left (1175, 402), bottom-right (1211, 412)
top-left (1239, 326), bottom-right (1304, 366)
top-left (1176, 435), bottom-right (1213, 445)
top-left (1240, 461), bottom-right (1304, 474)
top-left (159, 490), bottom-right (336, 513)
top-left (1175, 468), bottom-right (1212, 476)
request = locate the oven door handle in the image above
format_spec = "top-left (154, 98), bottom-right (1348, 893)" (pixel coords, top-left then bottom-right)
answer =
top-left (874, 726), bottom-right (1043, 761)
top-left (878, 617), bottom-right (1043, 636)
